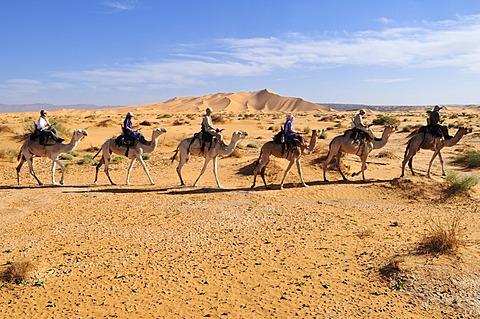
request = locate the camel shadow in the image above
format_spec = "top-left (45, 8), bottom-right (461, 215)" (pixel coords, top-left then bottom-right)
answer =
top-left (166, 185), bottom-right (254, 195)
top-left (0, 184), bottom-right (92, 190)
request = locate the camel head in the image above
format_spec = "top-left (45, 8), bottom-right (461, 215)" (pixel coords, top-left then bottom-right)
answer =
top-left (73, 129), bottom-right (88, 139)
top-left (152, 127), bottom-right (168, 138)
top-left (459, 127), bottom-right (473, 135)
top-left (384, 125), bottom-right (397, 136)
top-left (232, 130), bottom-right (248, 142)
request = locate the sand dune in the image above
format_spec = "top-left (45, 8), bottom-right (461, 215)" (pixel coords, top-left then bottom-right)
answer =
top-left (132, 89), bottom-right (330, 114)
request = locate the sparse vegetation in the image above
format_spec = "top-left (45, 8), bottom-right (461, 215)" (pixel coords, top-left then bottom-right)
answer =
top-left (372, 115), bottom-right (400, 126)
top-left (2, 260), bottom-right (35, 284)
top-left (445, 171), bottom-right (478, 193)
top-left (0, 148), bottom-right (18, 162)
top-left (453, 149), bottom-right (480, 168)
top-left (417, 215), bottom-right (464, 255)
top-left (246, 143), bottom-right (259, 149)
top-left (78, 154), bottom-right (94, 165)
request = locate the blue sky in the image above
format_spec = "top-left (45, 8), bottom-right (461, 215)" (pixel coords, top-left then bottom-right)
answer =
top-left (2, 0), bottom-right (480, 107)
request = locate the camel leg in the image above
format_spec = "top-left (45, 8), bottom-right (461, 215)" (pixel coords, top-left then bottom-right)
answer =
top-left (212, 156), bottom-right (222, 188)
top-left (126, 158), bottom-right (137, 185)
top-left (52, 158), bottom-right (66, 185)
top-left (193, 156), bottom-right (212, 187)
top-left (252, 151), bottom-right (269, 189)
top-left (279, 159), bottom-right (296, 190)
top-left (102, 154), bottom-right (116, 185)
top-left (296, 159), bottom-right (308, 187)
top-left (176, 153), bottom-right (188, 186)
top-left (260, 166), bottom-right (270, 190)
top-left (438, 152), bottom-right (446, 176)
top-left (427, 150), bottom-right (441, 178)
top-left (409, 158), bottom-right (414, 175)
top-left (24, 156), bottom-right (43, 185)
top-left (94, 157), bottom-right (105, 184)
top-left (335, 154), bottom-right (347, 180)
top-left (323, 151), bottom-right (335, 182)
top-left (137, 156), bottom-right (155, 185)
top-left (16, 156), bottom-right (26, 185)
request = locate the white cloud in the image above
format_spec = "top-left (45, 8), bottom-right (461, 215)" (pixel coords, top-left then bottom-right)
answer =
top-left (11, 13), bottom-right (480, 98)
top-left (102, 0), bottom-right (137, 12)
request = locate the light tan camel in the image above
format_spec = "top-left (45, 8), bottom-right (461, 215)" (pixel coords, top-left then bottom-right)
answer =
top-left (400, 127), bottom-right (471, 178)
top-left (323, 125), bottom-right (396, 182)
top-left (171, 130), bottom-right (248, 188)
top-left (251, 129), bottom-right (320, 190)
top-left (16, 129), bottom-right (88, 185)
top-left (93, 128), bottom-right (167, 185)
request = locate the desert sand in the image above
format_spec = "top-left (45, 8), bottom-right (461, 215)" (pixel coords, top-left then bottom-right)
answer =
top-left (0, 90), bottom-right (479, 318)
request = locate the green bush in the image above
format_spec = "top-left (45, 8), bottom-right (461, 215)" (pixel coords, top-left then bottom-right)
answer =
top-left (453, 149), bottom-right (480, 168)
top-left (78, 154), bottom-right (94, 165)
top-left (320, 131), bottom-right (328, 139)
top-left (142, 153), bottom-right (151, 160)
top-left (59, 153), bottom-right (74, 160)
top-left (445, 171), bottom-right (478, 193)
top-left (246, 143), bottom-right (259, 149)
top-left (372, 116), bottom-right (400, 126)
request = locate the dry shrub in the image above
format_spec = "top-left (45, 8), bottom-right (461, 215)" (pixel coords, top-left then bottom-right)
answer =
top-left (3, 260), bottom-right (35, 284)
top-left (376, 151), bottom-right (397, 159)
top-left (237, 159), bottom-right (283, 178)
top-left (379, 256), bottom-right (404, 279)
top-left (97, 119), bottom-right (115, 127)
top-left (417, 215), bottom-right (465, 255)
top-left (310, 153), bottom-right (349, 172)
top-left (172, 119), bottom-right (190, 126)
top-left (0, 126), bottom-right (16, 134)
top-left (356, 228), bottom-right (374, 239)
top-left (212, 114), bottom-right (230, 124)
top-left (228, 148), bottom-right (242, 158)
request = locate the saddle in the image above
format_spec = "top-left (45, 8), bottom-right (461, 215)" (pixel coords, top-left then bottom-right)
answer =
top-left (344, 128), bottom-right (367, 145)
top-left (116, 127), bottom-right (137, 156)
top-left (418, 125), bottom-right (444, 138)
top-left (29, 123), bottom-right (55, 145)
top-left (189, 131), bottom-right (217, 154)
top-left (272, 128), bottom-right (302, 155)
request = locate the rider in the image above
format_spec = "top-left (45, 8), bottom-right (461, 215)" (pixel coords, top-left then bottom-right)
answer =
top-left (201, 107), bottom-right (223, 142)
top-left (283, 114), bottom-right (308, 148)
top-left (123, 112), bottom-right (148, 144)
top-left (36, 110), bottom-right (64, 143)
top-left (427, 105), bottom-right (452, 139)
top-left (351, 109), bottom-right (375, 143)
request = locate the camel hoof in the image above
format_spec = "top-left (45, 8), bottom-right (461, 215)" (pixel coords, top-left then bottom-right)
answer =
top-left (302, 184), bottom-right (309, 188)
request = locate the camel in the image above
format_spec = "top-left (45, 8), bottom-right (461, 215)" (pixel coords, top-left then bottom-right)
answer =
top-left (400, 127), bottom-right (471, 178)
top-left (251, 129), bottom-right (320, 190)
top-left (171, 130), bottom-right (248, 188)
top-left (93, 128), bottom-right (167, 185)
top-left (323, 125), bottom-right (396, 182)
top-left (16, 129), bottom-right (88, 185)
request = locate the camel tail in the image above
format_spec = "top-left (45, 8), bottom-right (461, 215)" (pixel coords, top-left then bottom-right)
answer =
top-left (253, 149), bottom-right (263, 169)
top-left (171, 148), bottom-right (179, 163)
top-left (92, 148), bottom-right (102, 160)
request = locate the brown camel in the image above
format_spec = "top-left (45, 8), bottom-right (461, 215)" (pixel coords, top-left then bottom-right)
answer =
top-left (323, 125), bottom-right (396, 182)
top-left (171, 130), bottom-right (248, 188)
top-left (400, 127), bottom-right (471, 178)
top-left (16, 129), bottom-right (88, 185)
top-left (93, 128), bottom-right (167, 185)
top-left (251, 129), bottom-right (320, 190)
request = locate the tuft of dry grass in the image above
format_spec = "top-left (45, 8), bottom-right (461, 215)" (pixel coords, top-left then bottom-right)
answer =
top-left (376, 151), bottom-right (397, 159)
top-left (2, 260), bottom-right (35, 284)
top-left (228, 148), bottom-right (242, 158)
top-left (417, 215), bottom-right (465, 255)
